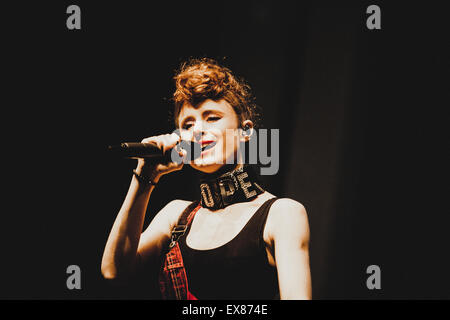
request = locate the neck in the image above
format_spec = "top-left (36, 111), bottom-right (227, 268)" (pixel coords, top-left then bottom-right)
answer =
top-left (196, 164), bottom-right (241, 180)
top-left (197, 164), bottom-right (264, 211)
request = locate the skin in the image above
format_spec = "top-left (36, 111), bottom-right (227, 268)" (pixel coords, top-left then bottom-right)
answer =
top-left (101, 98), bottom-right (312, 299)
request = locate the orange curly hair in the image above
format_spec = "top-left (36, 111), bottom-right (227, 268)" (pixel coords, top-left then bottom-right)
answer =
top-left (172, 58), bottom-right (261, 129)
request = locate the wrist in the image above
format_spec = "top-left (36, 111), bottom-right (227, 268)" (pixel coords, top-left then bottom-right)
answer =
top-left (133, 169), bottom-right (160, 186)
top-left (134, 162), bottom-right (161, 185)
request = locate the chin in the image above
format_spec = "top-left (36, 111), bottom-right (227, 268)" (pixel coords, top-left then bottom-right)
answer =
top-left (189, 161), bottom-right (224, 174)
top-left (190, 153), bottom-right (241, 174)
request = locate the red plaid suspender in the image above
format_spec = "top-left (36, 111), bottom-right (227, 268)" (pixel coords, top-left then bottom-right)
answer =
top-left (159, 201), bottom-right (201, 300)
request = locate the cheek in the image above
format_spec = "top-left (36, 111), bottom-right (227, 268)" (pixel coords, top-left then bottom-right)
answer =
top-left (222, 129), bottom-right (240, 153)
top-left (179, 129), bottom-right (193, 141)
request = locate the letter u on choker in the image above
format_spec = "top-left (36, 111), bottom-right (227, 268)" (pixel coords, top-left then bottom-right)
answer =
top-left (197, 165), bottom-right (265, 211)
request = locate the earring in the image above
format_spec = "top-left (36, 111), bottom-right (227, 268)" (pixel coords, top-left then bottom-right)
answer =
top-left (242, 124), bottom-right (252, 137)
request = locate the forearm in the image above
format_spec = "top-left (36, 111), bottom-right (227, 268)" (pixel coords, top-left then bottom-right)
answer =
top-left (101, 165), bottom-right (159, 279)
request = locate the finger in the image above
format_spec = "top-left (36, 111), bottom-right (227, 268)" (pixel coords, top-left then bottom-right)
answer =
top-left (141, 137), bottom-right (162, 150)
top-left (179, 148), bottom-right (187, 159)
top-left (172, 130), bottom-right (182, 140)
top-left (170, 132), bottom-right (181, 146)
top-left (167, 160), bottom-right (184, 172)
top-left (160, 134), bottom-right (179, 153)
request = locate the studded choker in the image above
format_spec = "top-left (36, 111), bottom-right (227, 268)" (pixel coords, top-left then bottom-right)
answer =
top-left (197, 165), bottom-right (265, 211)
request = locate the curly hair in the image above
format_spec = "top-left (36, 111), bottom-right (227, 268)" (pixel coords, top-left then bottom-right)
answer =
top-left (172, 58), bottom-right (261, 129)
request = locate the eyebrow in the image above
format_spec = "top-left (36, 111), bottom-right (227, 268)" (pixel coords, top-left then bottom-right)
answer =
top-left (179, 109), bottom-right (224, 127)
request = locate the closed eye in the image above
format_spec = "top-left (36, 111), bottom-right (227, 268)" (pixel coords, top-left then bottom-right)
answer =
top-left (182, 122), bottom-right (194, 130)
top-left (207, 116), bottom-right (221, 122)
top-left (181, 116), bottom-right (221, 129)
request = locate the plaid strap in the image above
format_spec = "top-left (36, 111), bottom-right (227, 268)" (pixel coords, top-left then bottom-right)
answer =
top-left (159, 201), bottom-right (201, 300)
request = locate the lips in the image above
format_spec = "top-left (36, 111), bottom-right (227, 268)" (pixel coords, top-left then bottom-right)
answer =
top-left (200, 140), bottom-right (217, 152)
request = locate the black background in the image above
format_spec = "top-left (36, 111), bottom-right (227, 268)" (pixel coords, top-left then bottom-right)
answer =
top-left (2, 0), bottom-right (448, 300)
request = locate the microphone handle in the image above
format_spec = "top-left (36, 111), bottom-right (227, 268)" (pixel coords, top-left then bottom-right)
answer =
top-left (119, 142), bottom-right (164, 159)
top-left (107, 140), bottom-right (202, 160)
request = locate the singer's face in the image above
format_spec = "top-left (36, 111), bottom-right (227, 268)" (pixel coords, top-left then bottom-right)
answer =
top-left (177, 99), bottom-right (242, 173)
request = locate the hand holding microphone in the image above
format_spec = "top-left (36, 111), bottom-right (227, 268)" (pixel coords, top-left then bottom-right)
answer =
top-left (137, 133), bottom-right (184, 182)
top-left (108, 132), bottom-right (202, 184)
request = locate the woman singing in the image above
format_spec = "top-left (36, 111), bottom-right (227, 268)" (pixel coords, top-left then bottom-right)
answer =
top-left (101, 58), bottom-right (311, 299)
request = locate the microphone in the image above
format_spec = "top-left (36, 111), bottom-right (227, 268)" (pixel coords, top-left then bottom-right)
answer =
top-left (107, 140), bottom-right (202, 162)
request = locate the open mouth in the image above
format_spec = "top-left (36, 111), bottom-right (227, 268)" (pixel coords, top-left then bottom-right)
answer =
top-left (201, 141), bottom-right (217, 153)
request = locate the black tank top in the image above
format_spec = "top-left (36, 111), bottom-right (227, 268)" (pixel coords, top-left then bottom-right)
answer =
top-left (178, 197), bottom-right (279, 300)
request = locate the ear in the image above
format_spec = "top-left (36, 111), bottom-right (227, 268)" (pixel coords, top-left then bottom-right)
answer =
top-left (240, 120), bottom-right (254, 142)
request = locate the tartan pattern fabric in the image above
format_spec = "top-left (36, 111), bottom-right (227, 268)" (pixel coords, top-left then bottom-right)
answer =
top-left (159, 203), bottom-right (201, 300)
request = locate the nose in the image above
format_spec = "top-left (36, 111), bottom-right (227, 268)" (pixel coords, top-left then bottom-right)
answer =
top-left (192, 121), bottom-right (205, 142)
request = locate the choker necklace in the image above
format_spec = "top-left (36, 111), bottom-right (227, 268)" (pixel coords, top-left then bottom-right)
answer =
top-left (197, 165), bottom-right (265, 211)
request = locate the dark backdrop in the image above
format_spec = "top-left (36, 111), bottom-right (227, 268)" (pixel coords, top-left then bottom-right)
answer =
top-left (2, 0), bottom-right (448, 299)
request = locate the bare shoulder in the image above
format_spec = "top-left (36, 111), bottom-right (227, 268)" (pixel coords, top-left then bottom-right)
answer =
top-left (267, 198), bottom-right (309, 241)
top-left (270, 198), bottom-right (307, 216)
top-left (138, 199), bottom-right (194, 263)
top-left (140, 199), bottom-right (194, 246)
top-left (159, 199), bottom-right (194, 229)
